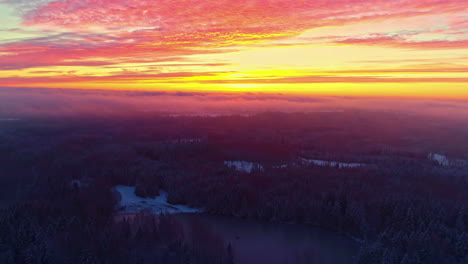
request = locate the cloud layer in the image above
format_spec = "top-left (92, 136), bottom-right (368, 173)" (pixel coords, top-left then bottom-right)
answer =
top-left (0, 0), bottom-right (467, 97)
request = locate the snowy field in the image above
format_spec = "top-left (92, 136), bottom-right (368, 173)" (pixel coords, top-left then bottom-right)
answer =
top-left (224, 161), bottom-right (264, 173)
top-left (300, 158), bottom-right (365, 168)
top-left (114, 185), bottom-right (202, 215)
top-left (170, 138), bottom-right (204, 144)
top-left (273, 164), bottom-right (289, 169)
top-left (427, 153), bottom-right (468, 167)
top-left (428, 153), bottom-right (450, 166)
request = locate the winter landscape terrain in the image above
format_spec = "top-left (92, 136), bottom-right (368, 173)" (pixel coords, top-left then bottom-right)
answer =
top-left (1, 102), bottom-right (468, 263)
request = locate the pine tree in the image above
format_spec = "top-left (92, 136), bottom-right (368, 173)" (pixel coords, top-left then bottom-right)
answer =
top-left (381, 248), bottom-right (399, 264)
top-left (226, 243), bottom-right (235, 264)
top-left (400, 253), bottom-right (413, 264)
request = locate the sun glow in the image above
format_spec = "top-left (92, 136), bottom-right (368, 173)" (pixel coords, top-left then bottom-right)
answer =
top-left (0, 0), bottom-right (467, 99)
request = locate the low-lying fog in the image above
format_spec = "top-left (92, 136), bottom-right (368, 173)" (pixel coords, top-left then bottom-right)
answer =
top-left (1, 87), bottom-right (468, 121)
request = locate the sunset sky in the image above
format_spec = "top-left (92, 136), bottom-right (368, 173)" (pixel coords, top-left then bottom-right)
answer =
top-left (0, 0), bottom-right (467, 99)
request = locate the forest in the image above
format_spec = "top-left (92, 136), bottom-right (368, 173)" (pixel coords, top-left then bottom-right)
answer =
top-left (0, 111), bottom-right (467, 263)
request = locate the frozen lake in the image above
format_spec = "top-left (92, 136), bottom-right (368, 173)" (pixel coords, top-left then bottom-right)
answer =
top-left (174, 214), bottom-right (357, 264)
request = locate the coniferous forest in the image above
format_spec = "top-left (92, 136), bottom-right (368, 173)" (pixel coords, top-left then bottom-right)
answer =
top-left (1, 111), bottom-right (467, 264)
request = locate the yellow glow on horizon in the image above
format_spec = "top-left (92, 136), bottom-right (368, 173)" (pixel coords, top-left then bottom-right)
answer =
top-left (1, 1), bottom-right (467, 100)
top-left (5, 81), bottom-right (466, 101)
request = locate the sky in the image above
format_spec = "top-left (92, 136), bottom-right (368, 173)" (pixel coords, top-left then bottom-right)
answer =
top-left (0, 0), bottom-right (467, 99)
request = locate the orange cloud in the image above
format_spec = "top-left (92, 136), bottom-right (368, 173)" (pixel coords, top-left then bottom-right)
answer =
top-left (0, 0), bottom-right (467, 97)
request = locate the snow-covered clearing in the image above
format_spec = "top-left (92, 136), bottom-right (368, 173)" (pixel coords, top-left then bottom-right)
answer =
top-left (166, 113), bottom-right (251, 118)
top-left (170, 138), bottom-right (203, 144)
top-left (428, 153), bottom-right (450, 166)
top-left (114, 185), bottom-right (202, 215)
top-left (273, 164), bottom-right (289, 169)
top-left (300, 158), bottom-right (365, 168)
top-left (224, 161), bottom-right (264, 173)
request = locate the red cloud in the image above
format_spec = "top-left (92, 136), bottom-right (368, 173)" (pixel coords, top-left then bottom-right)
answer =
top-left (0, 0), bottom-right (466, 72)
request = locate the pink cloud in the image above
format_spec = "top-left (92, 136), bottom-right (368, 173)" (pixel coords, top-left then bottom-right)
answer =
top-left (19, 1), bottom-right (462, 28)
top-left (0, 0), bottom-right (466, 72)
top-left (336, 36), bottom-right (468, 49)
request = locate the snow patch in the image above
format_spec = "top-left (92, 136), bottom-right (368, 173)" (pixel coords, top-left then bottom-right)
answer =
top-left (170, 138), bottom-right (204, 144)
top-left (166, 113), bottom-right (252, 118)
top-left (224, 161), bottom-right (264, 173)
top-left (114, 185), bottom-right (202, 215)
top-left (0, 118), bottom-right (20, 121)
top-left (273, 164), bottom-right (289, 169)
top-left (428, 153), bottom-right (449, 166)
top-left (300, 158), bottom-right (365, 168)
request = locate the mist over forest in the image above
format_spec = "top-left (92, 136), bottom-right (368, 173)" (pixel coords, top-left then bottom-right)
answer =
top-left (1, 88), bottom-right (467, 264)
